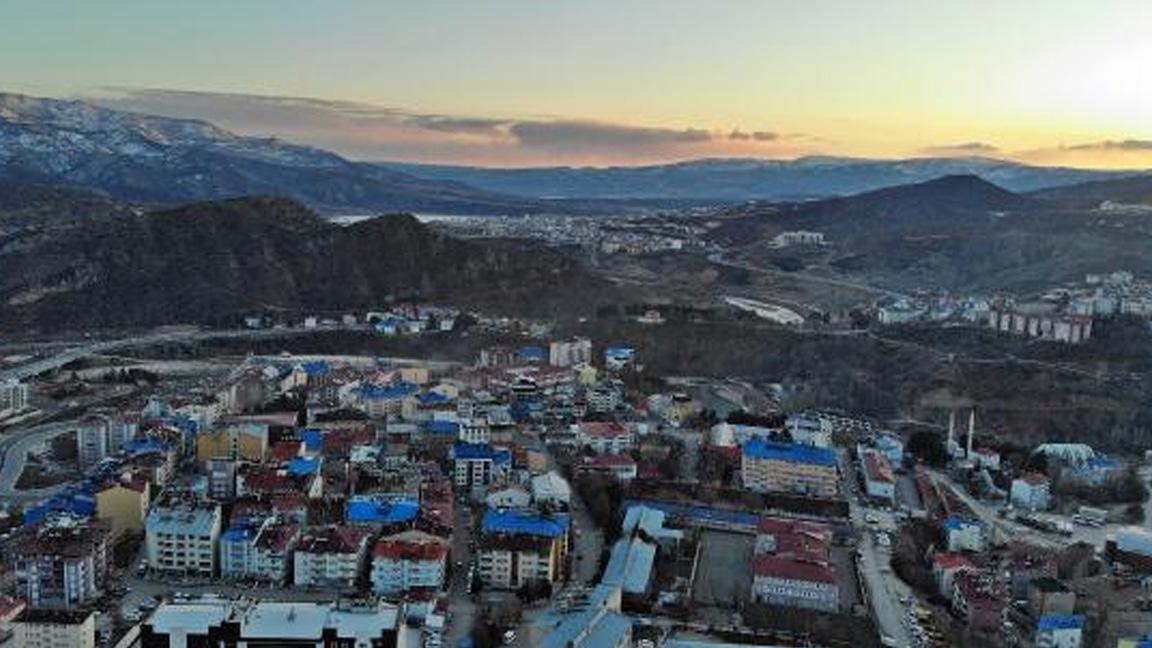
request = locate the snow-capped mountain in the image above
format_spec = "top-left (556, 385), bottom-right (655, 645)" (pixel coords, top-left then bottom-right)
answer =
top-left (0, 93), bottom-right (541, 214)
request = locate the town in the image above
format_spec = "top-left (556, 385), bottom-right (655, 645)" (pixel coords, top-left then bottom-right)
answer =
top-left (0, 311), bottom-right (1148, 648)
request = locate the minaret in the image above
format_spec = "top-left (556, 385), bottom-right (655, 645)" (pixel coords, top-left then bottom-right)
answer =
top-left (947, 410), bottom-right (956, 450)
top-left (967, 409), bottom-right (975, 458)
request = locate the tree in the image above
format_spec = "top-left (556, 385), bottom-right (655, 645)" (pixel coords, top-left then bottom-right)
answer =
top-left (907, 430), bottom-right (947, 467)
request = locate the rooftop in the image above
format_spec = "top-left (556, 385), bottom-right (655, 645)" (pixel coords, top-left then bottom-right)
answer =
top-left (742, 438), bottom-right (838, 467)
top-left (482, 509), bottom-right (570, 538)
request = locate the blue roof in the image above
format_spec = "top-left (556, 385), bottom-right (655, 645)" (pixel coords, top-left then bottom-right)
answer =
top-left (357, 382), bottom-right (419, 400)
top-left (24, 494), bottom-right (97, 526)
top-left (742, 438), bottom-right (838, 467)
top-left (452, 441), bottom-right (511, 464)
top-left (124, 438), bottom-right (170, 456)
top-left (623, 498), bottom-right (760, 528)
top-left (1037, 614), bottom-right (1085, 632)
top-left (520, 346), bottom-right (546, 359)
top-left (301, 429), bottom-right (324, 451)
top-left (943, 516), bottom-right (985, 530)
top-left (301, 361), bottom-right (330, 377)
top-left (288, 457), bottom-right (320, 476)
top-left (602, 537), bottom-right (656, 594)
top-left (482, 509), bottom-right (569, 538)
top-left (418, 392), bottom-right (453, 405)
top-left (221, 523), bottom-right (260, 542)
top-left (605, 345), bottom-right (635, 356)
top-left (425, 420), bottom-right (460, 435)
top-left (347, 498), bottom-right (419, 524)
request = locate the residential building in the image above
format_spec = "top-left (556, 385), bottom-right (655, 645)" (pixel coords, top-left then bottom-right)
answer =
top-left (485, 487), bottom-right (532, 510)
top-left (603, 345), bottom-right (635, 370)
top-left (1036, 614), bottom-right (1085, 648)
top-left (549, 337), bottom-right (592, 368)
top-left (458, 417), bottom-right (490, 444)
top-left (220, 518), bottom-right (301, 584)
top-left (195, 422), bottom-right (269, 463)
top-left (576, 454), bottom-right (638, 482)
top-left (952, 571), bottom-right (1008, 635)
top-left (7, 518), bottom-right (110, 610)
top-left (573, 421), bottom-right (633, 454)
top-left (75, 415), bottom-right (109, 469)
top-left (932, 553), bottom-right (976, 598)
top-left (145, 501), bottom-right (223, 576)
top-left (741, 439), bottom-right (839, 497)
top-left (785, 413), bottom-right (834, 448)
top-left (11, 609), bottom-right (95, 648)
top-left (139, 600), bottom-right (403, 647)
top-left (874, 433), bottom-right (905, 465)
top-left (293, 526), bottom-right (372, 588)
top-left (750, 517), bottom-right (840, 612)
top-left (531, 472), bottom-right (572, 509)
top-left (1011, 473), bottom-right (1052, 511)
top-left (451, 441), bottom-right (511, 487)
top-left (370, 530), bottom-right (451, 596)
top-left (477, 509), bottom-right (569, 590)
top-left (0, 378), bottom-right (28, 414)
top-left (860, 448), bottom-right (896, 503)
top-left (95, 477), bottom-right (150, 539)
top-left (944, 517), bottom-right (987, 553)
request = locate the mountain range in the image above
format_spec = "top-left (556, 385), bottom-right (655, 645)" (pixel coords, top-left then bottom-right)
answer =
top-left (0, 93), bottom-right (558, 215)
top-left (380, 156), bottom-right (1139, 202)
top-left (3, 92), bottom-right (1152, 213)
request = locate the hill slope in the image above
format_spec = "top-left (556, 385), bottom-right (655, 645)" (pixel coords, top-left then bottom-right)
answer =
top-left (1029, 173), bottom-right (1152, 209)
top-left (0, 93), bottom-right (553, 215)
top-left (0, 196), bottom-right (618, 330)
top-left (708, 175), bottom-right (1152, 292)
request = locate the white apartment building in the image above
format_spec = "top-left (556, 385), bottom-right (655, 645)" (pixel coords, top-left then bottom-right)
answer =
top-left (293, 527), bottom-right (372, 588)
top-left (549, 337), bottom-right (592, 367)
top-left (145, 502), bottom-right (223, 576)
top-left (12, 610), bottom-right (96, 648)
top-left (0, 378), bottom-right (28, 414)
top-left (370, 531), bottom-right (450, 595)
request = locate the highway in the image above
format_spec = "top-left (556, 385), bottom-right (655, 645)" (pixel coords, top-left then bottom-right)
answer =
top-left (0, 325), bottom-right (377, 383)
top-left (707, 251), bottom-right (911, 302)
top-left (0, 420), bottom-right (75, 502)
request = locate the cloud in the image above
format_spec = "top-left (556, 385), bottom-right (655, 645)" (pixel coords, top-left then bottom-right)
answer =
top-left (729, 129), bottom-right (779, 142)
top-left (81, 87), bottom-right (803, 166)
top-left (919, 141), bottom-right (1000, 155)
top-left (1060, 139), bottom-right (1152, 152)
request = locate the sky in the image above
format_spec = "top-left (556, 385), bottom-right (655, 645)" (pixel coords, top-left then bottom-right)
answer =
top-left (2, 0), bottom-right (1152, 168)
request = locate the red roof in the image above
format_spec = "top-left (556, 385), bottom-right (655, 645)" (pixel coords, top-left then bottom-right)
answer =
top-left (255, 523), bottom-right (301, 552)
top-left (581, 454), bottom-right (637, 469)
top-left (270, 441), bottom-right (302, 463)
top-left (297, 526), bottom-right (371, 555)
top-left (862, 450), bottom-right (895, 484)
top-left (373, 532), bottom-right (450, 561)
top-left (752, 554), bottom-right (838, 584)
top-left (240, 468), bottom-right (295, 493)
top-left (933, 552), bottom-right (976, 571)
top-left (758, 516), bottom-right (832, 564)
top-left (578, 422), bottom-right (631, 438)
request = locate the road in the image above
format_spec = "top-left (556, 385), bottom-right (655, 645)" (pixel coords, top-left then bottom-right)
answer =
top-left (0, 325), bottom-right (378, 383)
top-left (0, 420), bottom-right (76, 502)
top-left (708, 252), bottom-right (911, 302)
top-left (844, 455), bottom-right (914, 647)
top-left (926, 468), bottom-right (1066, 551)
